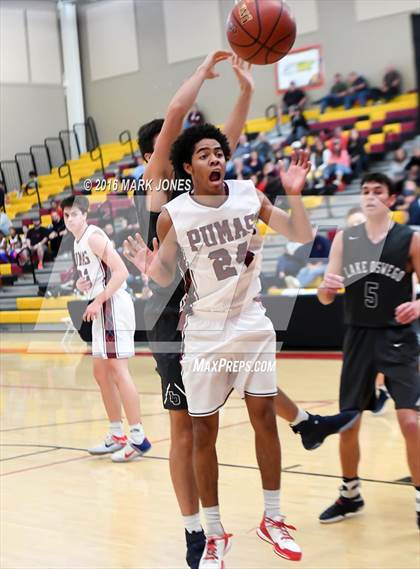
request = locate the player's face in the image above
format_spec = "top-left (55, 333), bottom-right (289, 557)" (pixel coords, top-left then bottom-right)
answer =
top-left (360, 182), bottom-right (396, 217)
top-left (185, 138), bottom-right (226, 194)
top-left (63, 206), bottom-right (87, 236)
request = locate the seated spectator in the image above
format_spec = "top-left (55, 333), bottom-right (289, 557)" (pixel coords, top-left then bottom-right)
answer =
top-left (0, 181), bottom-right (5, 211)
top-left (7, 227), bottom-right (29, 264)
top-left (327, 126), bottom-right (348, 150)
top-left (319, 73), bottom-right (348, 114)
top-left (323, 139), bottom-right (352, 187)
top-left (114, 217), bottom-right (132, 251)
top-left (102, 222), bottom-right (116, 247)
top-left (308, 138), bottom-right (326, 189)
top-left (246, 150), bottom-right (263, 175)
top-left (344, 72), bottom-right (369, 110)
top-left (370, 66), bottom-right (402, 102)
top-left (286, 107), bottom-right (310, 145)
top-left (48, 210), bottom-right (67, 257)
top-left (226, 157), bottom-right (252, 180)
top-left (185, 103), bottom-right (205, 128)
top-left (254, 132), bottom-right (274, 161)
top-left (0, 231), bottom-right (8, 263)
top-left (290, 261), bottom-right (326, 288)
top-left (20, 171), bottom-right (41, 198)
top-left (388, 147), bottom-right (409, 183)
top-left (396, 180), bottom-right (418, 215)
top-left (0, 210), bottom-right (11, 236)
top-left (50, 199), bottom-right (63, 218)
top-left (257, 160), bottom-right (284, 204)
top-left (232, 133), bottom-right (251, 158)
top-left (281, 81), bottom-right (306, 114)
top-left (404, 147), bottom-right (420, 172)
top-left (26, 219), bottom-right (49, 269)
top-left (347, 129), bottom-right (368, 177)
top-left (408, 193), bottom-right (420, 225)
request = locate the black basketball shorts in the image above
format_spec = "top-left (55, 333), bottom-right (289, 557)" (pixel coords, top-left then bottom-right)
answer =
top-left (144, 303), bottom-right (188, 411)
top-left (340, 324), bottom-right (419, 412)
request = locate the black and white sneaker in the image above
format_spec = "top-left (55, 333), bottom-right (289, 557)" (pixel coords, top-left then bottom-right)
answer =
top-left (319, 495), bottom-right (365, 523)
top-left (185, 529), bottom-right (206, 569)
top-left (291, 410), bottom-right (360, 450)
top-left (371, 387), bottom-right (390, 416)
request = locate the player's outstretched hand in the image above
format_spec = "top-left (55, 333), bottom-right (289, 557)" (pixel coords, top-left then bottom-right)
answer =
top-left (123, 233), bottom-right (159, 275)
top-left (278, 150), bottom-right (311, 196)
top-left (319, 273), bottom-right (344, 294)
top-left (231, 55), bottom-right (254, 92)
top-left (199, 50), bottom-right (232, 80)
top-left (395, 300), bottom-right (420, 325)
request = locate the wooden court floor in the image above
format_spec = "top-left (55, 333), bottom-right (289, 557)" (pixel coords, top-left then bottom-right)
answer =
top-left (1, 333), bottom-right (418, 569)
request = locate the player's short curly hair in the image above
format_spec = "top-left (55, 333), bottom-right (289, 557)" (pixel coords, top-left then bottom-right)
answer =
top-left (170, 124), bottom-right (231, 180)
top-left (137, 119), bottom-right (164, 158)
top-left (61, 195), bottom-right (89, 213)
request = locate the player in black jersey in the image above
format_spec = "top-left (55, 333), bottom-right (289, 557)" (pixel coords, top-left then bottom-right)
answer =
top-left (129, 52), bottom-right (358, 567)
top-left (317, 173), bottom-right (420, 529)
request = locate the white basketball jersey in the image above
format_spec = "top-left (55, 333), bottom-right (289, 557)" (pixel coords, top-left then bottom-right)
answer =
top-left (163, 179), bottom-right (262, 314)
top-left (73, 224), bottom-right (126, 299)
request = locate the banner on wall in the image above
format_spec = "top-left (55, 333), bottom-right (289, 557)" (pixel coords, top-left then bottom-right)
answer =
top-left (275, 44), bottom-right (324, 93)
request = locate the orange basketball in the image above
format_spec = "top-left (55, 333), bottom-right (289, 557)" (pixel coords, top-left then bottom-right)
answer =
top-left (226, 0), bottom-right (296, 65)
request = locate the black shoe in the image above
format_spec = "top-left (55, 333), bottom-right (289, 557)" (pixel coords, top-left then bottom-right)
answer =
top-left (292, 409), bottom-right (360, 450)
top-left (319, 495), bottom-right (365, 523)
top-left (185, 529), bottom-right (206, 569)
top-left (371, 388), bottom-right (390, 416)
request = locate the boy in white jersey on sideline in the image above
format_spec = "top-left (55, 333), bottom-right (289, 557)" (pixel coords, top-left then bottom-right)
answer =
top-left (61, 195), bottom-right (151, 462)
top-left (124, 124), bottom-right (318, 567)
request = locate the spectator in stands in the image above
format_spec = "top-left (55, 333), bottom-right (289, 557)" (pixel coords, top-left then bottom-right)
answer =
top-left (254, 132), bottom-right (273, 161)
top-left (0, 210), bottom-right (11, 236)
top-left (257, 160), bottom-right (285, 204)
top-left (370, 66), bottom-right (402, 102)
top-left (48, 210), bottom-right (67, 257)
top-left (0, 231), bottom-right (8, 263)
top-left (26, 218), bottom-right (49, 270)
top-left (114, 217), bottom-right (132, 251)
top-left (323, 139), bottom-right (352, 187)
top-left (319, 73), bottom-right (348, 114)
top-left (347, 129), bottom-right (368, 177)
top-left (308, 138), bottom-right (326, 189)
top-left (344, 72), bottom-right (369, 110)
top-left (102, 222), bottom-right (116, 247)
top-left (404, 147), bottom-right (420, 172)
top-left (184, 103), bottom-right (205, 128)
top-left (286, 107), bottom-right (310, 145)
top-left (226, 157), bottom-right (252, 180)
top-left (0, 181), bottom-right (5, 211)
top-left (50, 199), bottom-right (63, 218)
top-left (20, 170), bottom-right (40, 198)
top-left (281, 81), bottom-right (306, 114)
top-left (272, 241), bottom-right (303, 288)
top-left (232, 133), bottom-right (251, 158)
top-left (408, 193), bottom-right (420, 225)
top-left (388, 147), bottom-right (409, 183)
top-left (246, 150), bottom-right (263, 175)
top-left (7, 227), bottom-right (28, 264)
top-left (284, 233), bottom-right (331, 288)
top-left (328, 126), bottom-right (348, 150)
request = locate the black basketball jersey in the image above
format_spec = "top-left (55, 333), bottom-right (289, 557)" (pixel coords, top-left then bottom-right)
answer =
top-left (342, 222), bottom-right (414, 327)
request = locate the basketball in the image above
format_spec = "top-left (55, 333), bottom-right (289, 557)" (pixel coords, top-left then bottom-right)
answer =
top-left (226, 0), bottom-right (296, 65)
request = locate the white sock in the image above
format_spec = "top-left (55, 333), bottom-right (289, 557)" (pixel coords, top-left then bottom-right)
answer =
top-left (341, 478), bottom-right (360, 499)
top-left (290, 408), bottom-right (309, 426)
top-left (183, 513), bottom-right (203, 534)
top-left (263, 489), bottom-right (281, 519)
top-left (203, 505), bottom-right (224, 536)
top-left (110, 421), bottom-right (124, 437)
top-left (129, 423), bottom-right (145, 444)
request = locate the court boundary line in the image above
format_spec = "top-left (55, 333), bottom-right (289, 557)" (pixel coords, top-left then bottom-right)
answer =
top-left (0, 348), bottom-right (343, 360)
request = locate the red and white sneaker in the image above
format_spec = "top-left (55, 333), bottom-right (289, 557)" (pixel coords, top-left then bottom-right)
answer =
top-left (199, 533), bottom-right (232, 568)
top-left (257, 515), bottom-right (301, 561)
top-left (87, 433), bottom-right (127, 455)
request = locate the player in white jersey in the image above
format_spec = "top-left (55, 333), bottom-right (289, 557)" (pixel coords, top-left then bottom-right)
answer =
top-left (124, 124), bottom-right (315, 567)
top-left (61, 195), bottom-right (151, 462)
